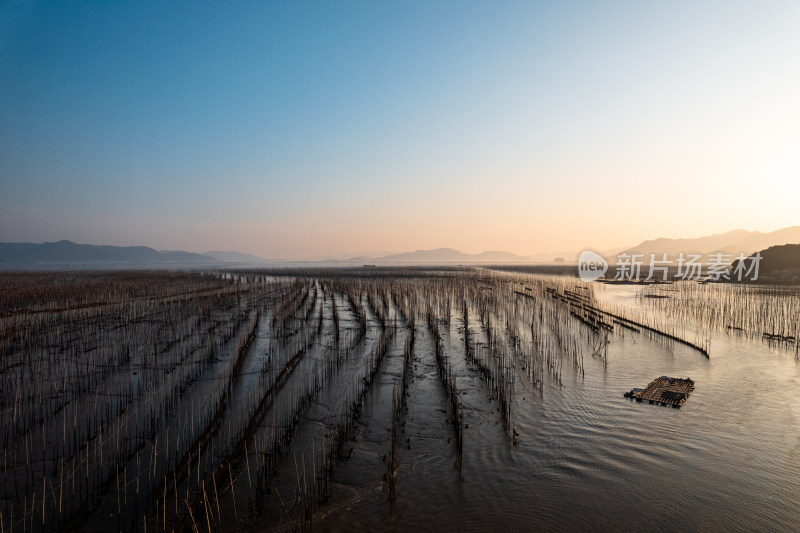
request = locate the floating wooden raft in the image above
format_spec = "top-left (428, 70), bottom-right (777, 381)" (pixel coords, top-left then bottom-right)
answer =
top-left (624, 376), bottom-right (695, 408)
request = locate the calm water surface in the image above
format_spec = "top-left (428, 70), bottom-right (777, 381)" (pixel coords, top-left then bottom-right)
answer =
top-left (316, 284), bottom-right (800, 532)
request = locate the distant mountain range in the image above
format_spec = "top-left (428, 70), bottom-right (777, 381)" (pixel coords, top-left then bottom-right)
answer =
top-left (3, 226), bottom-right (799, 268)
top-left (341, 248), bottom-right (578, 264)
top-left (336, 227), bottom-right (800, 264)
top-left (614, 227), bottom-right (800, 262)
top-left (355, 248), bottom-right (535, 263)
top-left (203, 250), bottom-right (266, 263)
top-left (0, 240), bottom-right (267, 266)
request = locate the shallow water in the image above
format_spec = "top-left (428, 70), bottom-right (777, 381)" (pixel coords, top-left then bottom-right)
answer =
top-left (8, 274), bottom-right (795, 532)
top-left (312, 284), bottom-right (800, 532)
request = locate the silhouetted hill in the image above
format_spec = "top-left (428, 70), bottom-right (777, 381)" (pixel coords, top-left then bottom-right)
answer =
top-left (617, 227), bottom-right (800, 262)
top-left (0, 240), bottom-right (219, 265)
top-left (740, 243), bottom-right (800, 282)
top-left (758, 244), bottom-right (800, 271)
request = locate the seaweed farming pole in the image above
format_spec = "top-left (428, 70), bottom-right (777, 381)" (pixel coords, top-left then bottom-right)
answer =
top-left (548, 286), bottom-right (709, 358)
top-left (400, 332), bottom-right (414, 408)
top-left (321, 326), bottom-right (396, 513)
top-left (589, 304), bottom-right (709, 358)
top-left (463, 301), bottom-right (470, 361)
top-left (388, 385), bottom-right (400, 504)
top-left (427, 312), bottom-right (464, 470)
top-left (152, 305), bottom-right (266, 506)
top-left (176, 342), bottom-right (310, 531)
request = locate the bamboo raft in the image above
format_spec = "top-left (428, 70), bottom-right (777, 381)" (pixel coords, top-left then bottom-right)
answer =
top-left (624, 376), bottom-right (695, 408)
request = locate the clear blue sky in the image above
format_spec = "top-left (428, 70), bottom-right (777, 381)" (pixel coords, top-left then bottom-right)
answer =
top-left (2, 1), bottom-right (799, 258)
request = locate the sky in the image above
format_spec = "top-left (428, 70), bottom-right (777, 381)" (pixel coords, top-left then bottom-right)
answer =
top-left (1, 1), bottom-right (799, 260)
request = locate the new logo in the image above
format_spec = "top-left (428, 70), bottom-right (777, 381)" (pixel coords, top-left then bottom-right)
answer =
top-left (578, 250), bottom-right (608, 282)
